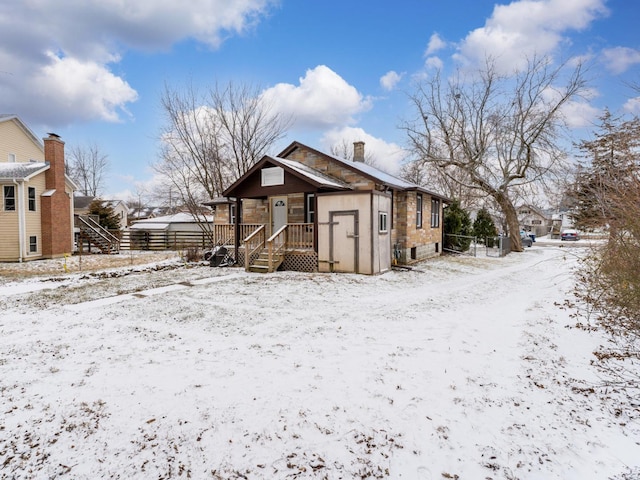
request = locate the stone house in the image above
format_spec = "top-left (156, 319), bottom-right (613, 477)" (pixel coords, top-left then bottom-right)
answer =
top-left (210, 141), bottom-right (448, 274)
top-left (0, 115), bottom-right (76, 262)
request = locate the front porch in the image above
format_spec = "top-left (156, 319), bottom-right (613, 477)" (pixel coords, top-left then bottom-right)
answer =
top-left (212, 223), bottom-right (317, 273)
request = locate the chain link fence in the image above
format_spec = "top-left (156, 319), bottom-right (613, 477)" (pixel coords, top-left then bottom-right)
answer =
top-left (444, 234), bottom-right (511, 257)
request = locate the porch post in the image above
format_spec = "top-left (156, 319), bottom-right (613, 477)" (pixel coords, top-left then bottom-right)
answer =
top-left (234, 198), bottom-right (241, 260)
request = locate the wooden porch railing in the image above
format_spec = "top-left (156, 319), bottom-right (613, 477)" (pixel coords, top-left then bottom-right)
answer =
top-left (212, 224), bottom-right (262, 246)
top-left (285, 223), bottom-right (314, 249)
top-left (243, 225), bottom-right (266, 271)
top-left (266, 225), bottom-right (287, 272)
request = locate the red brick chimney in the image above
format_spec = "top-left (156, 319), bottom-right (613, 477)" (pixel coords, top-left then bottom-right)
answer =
top-left (41, 133), bottom-right (73, 258)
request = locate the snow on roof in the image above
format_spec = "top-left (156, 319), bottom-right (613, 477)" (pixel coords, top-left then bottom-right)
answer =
top-left (0, 161), bottom-right (48, 180)
top-left (270, 156), bottom-right (350, 189)
top-left (129, 222), bottom-right (170, 231)
top-left (131, 212), bottom-right (213, 225)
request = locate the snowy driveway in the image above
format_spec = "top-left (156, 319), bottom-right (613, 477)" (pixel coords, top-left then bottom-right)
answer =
top-left (1, 246), bottom-right (638, 479)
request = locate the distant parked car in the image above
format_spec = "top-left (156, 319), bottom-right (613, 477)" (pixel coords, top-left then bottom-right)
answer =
top-left (520, 231), bottom-right (533, 247)
top-left (561, 229), bottom-right (580, 241)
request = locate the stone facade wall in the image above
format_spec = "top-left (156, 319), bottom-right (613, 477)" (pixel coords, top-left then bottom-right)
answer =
top-left (287, 193), bottom-right (305, 223)
top-left (241, 198), bottom-right (268, 224)
top-left (285, 149), bottom-right (376, 190)
top-left (393, 191), bottom-right (442, 264)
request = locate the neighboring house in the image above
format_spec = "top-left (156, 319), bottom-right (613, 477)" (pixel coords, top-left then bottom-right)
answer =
top-left (128, 212), bottom-right (214, 250)
top-left (212, 141), bottom-right (448, 274)
top-left (74, 196), bottom-right (128, 230)
top-left (517, 204), bottom-right (552, 237)
top-left (0, 115), bottom-right (76, 262)
top-left (104, 200), bottom-right (129, 229)
top-left (550, 210), bottom-right (576, 237)
top-left (73, 195), bottom-right (94, 216)
top-left (128, 206), bottom-right (176, 223)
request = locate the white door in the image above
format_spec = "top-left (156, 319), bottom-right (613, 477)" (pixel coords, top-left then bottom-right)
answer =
top-left (270, 196), bottom-right (288, 235)
top-left (330, 211), bottom-right (358, 273)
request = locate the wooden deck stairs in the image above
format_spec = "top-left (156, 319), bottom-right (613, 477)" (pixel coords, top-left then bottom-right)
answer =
top-left (247, 248), bottom-right (284, 273)
top-left (76, 216), bottom-right (120, 254)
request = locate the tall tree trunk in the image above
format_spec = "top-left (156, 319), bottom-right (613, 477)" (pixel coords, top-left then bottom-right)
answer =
top-left (494, 193), bottom-right (522, 252)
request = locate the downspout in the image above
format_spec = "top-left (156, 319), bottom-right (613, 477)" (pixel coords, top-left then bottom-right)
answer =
top-left (14, 179), bottom-right (25, 262)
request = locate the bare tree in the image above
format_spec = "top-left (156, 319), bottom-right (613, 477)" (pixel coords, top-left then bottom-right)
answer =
top-left (154, 81), bottom-right (290, 231)
top-left (67, 142), bottom-right (109, 196)
top-left (403, 57), bottom-right (586, 251)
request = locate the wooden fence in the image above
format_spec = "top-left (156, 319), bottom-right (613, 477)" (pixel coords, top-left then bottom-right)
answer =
top-left (120, 224), bottom-right (264, 251)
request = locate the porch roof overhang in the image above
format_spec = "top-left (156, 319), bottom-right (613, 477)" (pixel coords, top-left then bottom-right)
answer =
top-left (223, 155), bottom-right (351, 199)
top-left (0, 162), bottom-right (48, 181)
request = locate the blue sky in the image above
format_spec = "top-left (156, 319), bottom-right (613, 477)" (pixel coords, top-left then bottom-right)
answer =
top-left (1, 0), bottom-right (638, 200)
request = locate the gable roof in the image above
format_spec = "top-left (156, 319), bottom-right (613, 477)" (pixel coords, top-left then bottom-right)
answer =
top-left (278, 141), bottom-right (449, 200)
top-left (74, 195), bottom-right (95, 209)
top-left (223, 154), bottom-right (351, 197)
top-left (0, 161), bottom-right (48, 181)
top-left (0, 114), bottom-right (44, 152)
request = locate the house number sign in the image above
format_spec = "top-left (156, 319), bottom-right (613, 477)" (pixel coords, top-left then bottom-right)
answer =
top-left (261, 167), bottom-right (284, 186)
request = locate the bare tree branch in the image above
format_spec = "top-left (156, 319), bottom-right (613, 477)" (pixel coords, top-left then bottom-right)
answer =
top-left (67, 142), bottom-right (109, 196)
top-left (403, 56), bottom-right (586, 251)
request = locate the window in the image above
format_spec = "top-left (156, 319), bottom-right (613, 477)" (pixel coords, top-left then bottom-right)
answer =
top-left (29, 236), bottom-right (37, 253)
top-left (305, 193), bottom-right (315, 223)
top-left (8, 153), bottom-right (16, 162)
top-left (28, 187), bottom-right (36, 211)
top-left (4, 186), bottom-right (15, 211)
top-left (379, 212), bottom-right (388, 233)
top-left (416, 194), bottom-right (423, 228)
top-left (431, 198), bottom-right (440, 228)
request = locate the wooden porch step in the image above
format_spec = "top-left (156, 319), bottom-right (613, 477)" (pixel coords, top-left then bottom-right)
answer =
top-left (248, 251), bottom-right (284, 273)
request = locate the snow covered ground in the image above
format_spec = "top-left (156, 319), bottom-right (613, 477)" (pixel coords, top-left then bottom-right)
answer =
top-left (0, 244), bottom-right (638, 479)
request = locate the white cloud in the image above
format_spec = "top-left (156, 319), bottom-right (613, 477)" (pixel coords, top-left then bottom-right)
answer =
top-left (261, 65), bottom-right (372, 129)
top-left (601, 47), bottom-right (640, 75)
top-left (31, 52), bottom-right (139, 123)
top-left (0, 0), bottom-right (277, 126)
top-left (380, 71), bottom-right (403, 91)
top-left (425, 33), bottom-right (447, 56)
top-left (623, 97), bottom-right (640, 115)
top-left (560, 100), bottom-right (601, 128)
top-left (319, 127), bottom-right (408, 175)
top-left (456, 0), bottom-right (608, 72)
top-left (425, 56), bottom-right (444, 70)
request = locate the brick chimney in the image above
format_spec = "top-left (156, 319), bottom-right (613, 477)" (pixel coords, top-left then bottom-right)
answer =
top-left (353, 141), bottom-right (365, 162)
top-left (41, 133), bottom-right (73, 258)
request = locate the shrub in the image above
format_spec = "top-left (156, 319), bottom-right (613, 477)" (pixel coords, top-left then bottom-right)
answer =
top-left (444, 200), bottom-right (472, 252)
top-left (473, 208), bottom-right (498, 244)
